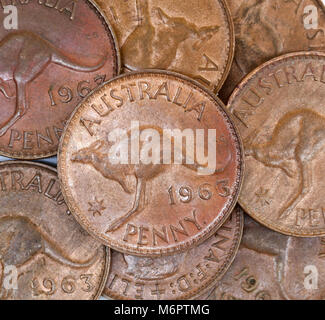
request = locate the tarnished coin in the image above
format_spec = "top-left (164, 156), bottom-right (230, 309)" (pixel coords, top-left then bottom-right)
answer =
top-left (215, 215), bottom-right (325, 300)
top-left (94, 0), bottom-right (234, 93)
top-left (228, 51), bottom-right (325, 236)
top-left (104, 208), bottom-right (243, 300)
top-left (58, 70), bottom-right (243, 256)
top-left (0, 161), bottom-right (109, 300)
top-left (219, 0), bottom-right (325, 102)
top-left (0, 1), bottom-right (119, 159)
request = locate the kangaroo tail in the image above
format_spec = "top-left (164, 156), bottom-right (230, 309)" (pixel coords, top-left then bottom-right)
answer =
top-left (43, 241), bottom-right (99, 269)
top-left (51, 51), bottom-right (106, 73)
top-left (177, 141), bottom-right (232, 175)
top-left (182, 151), bottom-right (232, 175)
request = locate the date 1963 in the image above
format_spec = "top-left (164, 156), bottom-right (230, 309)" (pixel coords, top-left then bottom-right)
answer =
top-left (31, 274), bottom-right (94, 296)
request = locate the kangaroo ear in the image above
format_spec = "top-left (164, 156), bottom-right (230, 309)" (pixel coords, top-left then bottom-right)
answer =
top-left (155, 7), bottom-right (169, 24)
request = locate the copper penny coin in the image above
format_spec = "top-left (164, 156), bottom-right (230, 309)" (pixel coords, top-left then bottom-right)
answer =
top-left (215, 215), bottom-right (325, 300)
top-left (94, 0), bottom-right (234, 93)
top-left (0, 1), bottom-right (119, 159)
top-left (219, 0), bottom-right (325, 102)
top-left (58, 70), bottom-right (244, 256)
top-left (0, 161), bottom-right (109, 300)
top-left (103, 208), bottom-right (243, 300)
top-left (228, 51), bottom-right (325, 237)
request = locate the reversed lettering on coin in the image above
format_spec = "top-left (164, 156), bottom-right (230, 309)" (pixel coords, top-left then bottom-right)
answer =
top-left (104, 208), bottom-right (243, 300)
top-left (215, 216), bottom-right (325, 300)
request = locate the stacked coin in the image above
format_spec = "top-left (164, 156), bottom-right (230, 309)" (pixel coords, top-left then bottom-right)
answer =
top-left (0, 0), bottom-right (324, 300)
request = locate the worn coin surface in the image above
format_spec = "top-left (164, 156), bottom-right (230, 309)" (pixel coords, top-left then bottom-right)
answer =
top-left (0, 1), bottom-right (119, 159)
top-left (0, 161), bottom-right (109, 300)
top-left (104, 208), bottom-right (243, 300)
top-left (94, 0), bottom-right (234, 93)
top-left (214, 215), bottom-right (325, 300)
top-left (228, 51), bottom-right (325, 236)
top-left (219, 0), bottom-right (325, 102)
top-left (58, 70), bottom-right (243, 256)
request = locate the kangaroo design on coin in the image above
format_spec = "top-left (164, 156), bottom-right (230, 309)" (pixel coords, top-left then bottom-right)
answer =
top-left (71, 128), bottom-right (232, 232)
top-left (215, 216), bottom-right (325, 300)
top-left (234, 0), bottom-right (283, 74)
top-left (0, 216), bottom-right (101, 299)
top-left (0, 1), bottom-right (119, 159)
top-left (0, 216), bottom-right (98, 269)
top-left (95, 0), bottom-right (234, 92)
top-left (122, 3), bottom-right (220, 71)
top-left (244, 109), bottom-right (325, 219)
top-left (0, 161), bottom-right (109, 300)
top-left (58, 71), bottom-right (243, 256)
top-left (228, 52), bottom-right (325, 237)
top-left (219, 0), bottom-right (325, 101)
top-left (0, 31), bottom-right (107, 137)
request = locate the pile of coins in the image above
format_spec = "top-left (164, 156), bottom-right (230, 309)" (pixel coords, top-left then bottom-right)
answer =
top-left (0, 0), bottom-right (324, 300)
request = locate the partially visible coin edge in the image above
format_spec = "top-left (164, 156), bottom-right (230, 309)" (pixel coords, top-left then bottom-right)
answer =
top-left (0, 160), bottom-right (111, 300)
top-left (0, 0), bottom-right (121, 160)
top-left (227, 50), bottom-right (325, 237)
top-left (102, 208), bottom-right (244, 300)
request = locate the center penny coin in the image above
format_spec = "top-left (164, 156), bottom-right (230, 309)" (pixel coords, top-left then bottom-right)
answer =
top-left (58, 70), bottom-right (243, 256)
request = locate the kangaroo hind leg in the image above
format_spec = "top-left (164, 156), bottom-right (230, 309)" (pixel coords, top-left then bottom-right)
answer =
top-left (106, 178), bottom-right (146, 232)
top-left (43, 241), bottom-right (99, 268)
top-left (0, 79), bottom-right (27, 137)
top-left (279, 161), bottom-right (311, 220)
top-left (0, 51), bottom-right (50, 136)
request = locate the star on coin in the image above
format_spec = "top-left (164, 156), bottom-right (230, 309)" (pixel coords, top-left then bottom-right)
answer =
top-left (255, 187), bottom-right (270, 207)
top-left (88, 198), bottom-right (106, 217)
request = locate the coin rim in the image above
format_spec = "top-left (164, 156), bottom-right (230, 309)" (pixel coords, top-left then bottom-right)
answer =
top-left (103, 207), bottom-right (244, 300)
top-left (0, 0), bottom-right (121, 160)
top-left (0, 160), bottom-right (110, 300)
top-left (214, 0), bottom-right (235, 93)
top-left (227, 50), bottom-right (325, 237)
top-left (58, 69), bottom-right (245, 257)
